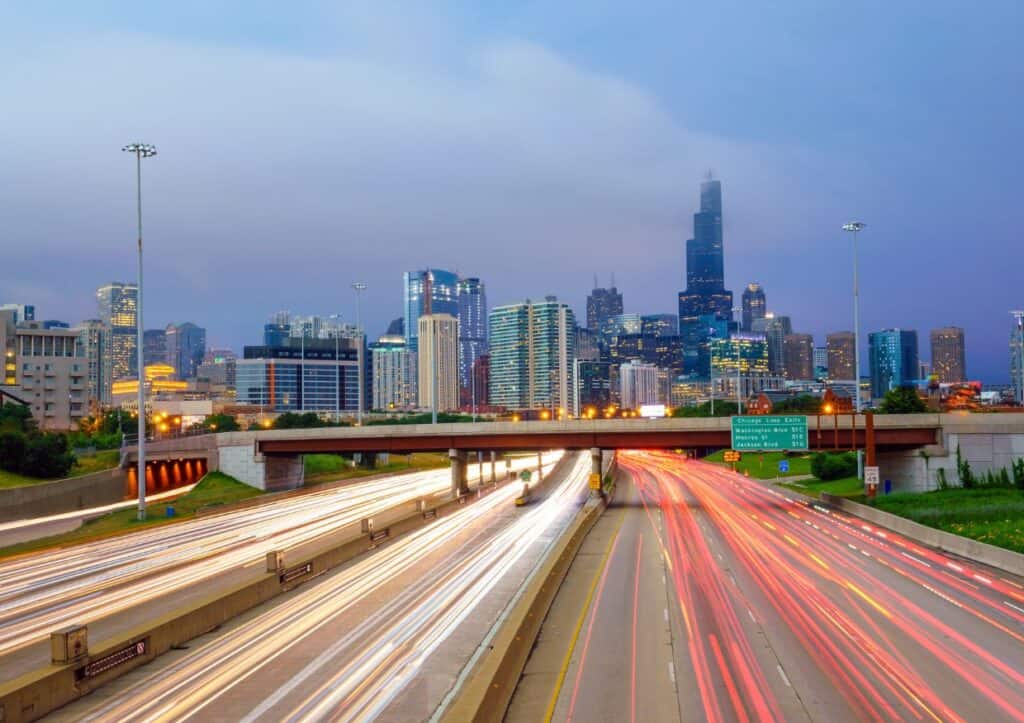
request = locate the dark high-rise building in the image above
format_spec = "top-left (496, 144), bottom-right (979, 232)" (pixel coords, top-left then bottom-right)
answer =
top-left (741, 283), bottom-right (766, 332)
top-left (403, 269), bottom-right (459, 352)
top-left (827, 331), bottom-right (856, 382)
top-left (783, 333), bottom-right (814, 380)
top-left (385, 317), bottom-right (404, 337)
top-left (456, 277), bottom-right (488, 393)
top-left (586, 282), bottom-right (623, 332)
top-left (576, 326), bottom-right (600, 362)
top-left (143, 329), bottom-right (167, 366)
top-left (577, 361), bottom-right (612, 410)
top-left (166, 322), bottom-right (207, 380)
top-left (677, 178), bottom-right (734, 375)
top-left (869, 329), bottom-right (919, 398)
top-left (930, 327), bottom-right (966, 383)
top-left (640, 314), bottom-right (678, 338)
top-left (263, 322), bottom-right (290, 347)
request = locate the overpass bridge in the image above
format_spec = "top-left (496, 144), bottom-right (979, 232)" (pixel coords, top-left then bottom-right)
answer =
top-left (120, 414), bottom-right (1017, 494)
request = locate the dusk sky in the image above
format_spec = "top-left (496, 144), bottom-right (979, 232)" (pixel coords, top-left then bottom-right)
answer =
top-left (2, 2), bottom-right (1021, 381)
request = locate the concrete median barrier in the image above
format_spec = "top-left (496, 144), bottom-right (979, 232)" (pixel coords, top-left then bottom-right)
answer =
top-left (821, 493), bottom-right (1024, 577)
top-left (440, 492), bottom-right (607, 723)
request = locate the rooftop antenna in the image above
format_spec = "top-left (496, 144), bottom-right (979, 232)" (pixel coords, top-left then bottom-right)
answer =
top-left (593, 273), bottom-right (599, 290)
top-left (610, 271), bottom-right (616, 289)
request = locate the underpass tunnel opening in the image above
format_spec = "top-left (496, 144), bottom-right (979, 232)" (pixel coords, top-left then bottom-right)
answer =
top-left (126, 457), bottom-right (208, 496)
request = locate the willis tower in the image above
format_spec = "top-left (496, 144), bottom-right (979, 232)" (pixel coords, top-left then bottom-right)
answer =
top-left (677, 178), bottom-right (734, 376)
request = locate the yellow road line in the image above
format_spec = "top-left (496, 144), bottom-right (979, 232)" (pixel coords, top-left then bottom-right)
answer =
top-left (543, 507), bottom-right (627, 723)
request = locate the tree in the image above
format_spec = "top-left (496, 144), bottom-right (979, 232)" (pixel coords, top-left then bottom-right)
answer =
top-left (810, 451), bottom-right (857, 480)
top-left (0, 402), bottom-right (35, 434)
top-left (671, 401), bottom-right (738, 418)
top-left (772, 395), bottom-right (821, 413)
top-left (201, 413), bottom-right (240, 432)
top-left (878, 386), bottom-right (927, 414)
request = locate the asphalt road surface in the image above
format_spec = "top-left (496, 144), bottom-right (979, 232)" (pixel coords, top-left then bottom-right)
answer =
top-left (0, 453), bottom-right (558, 678)
top-left (542, 451), bottom-right (1024, 723)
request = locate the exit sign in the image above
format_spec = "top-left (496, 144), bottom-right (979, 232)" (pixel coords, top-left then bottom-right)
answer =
top-left (731, 415), bottom-right (809, 452)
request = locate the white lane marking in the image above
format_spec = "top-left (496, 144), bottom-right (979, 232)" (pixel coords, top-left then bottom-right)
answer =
top-left (947, 562), bottom-right (964, 572)
top-left (777, 665), bottom-right (792, 687)
top-left (974, 574), bottom-right (992, 585)
top-left (748, 609), bottom-right (756, 623)
top-left (1005, 601), bottom-right (1024, 615)
top-left (901, 552), bottom-right (931, 568)
top-left (664, 608), bottom-right (669, 624)
top-left (662, 574), bottom-right (666, 586)
top-left (860, 550), bottom-right (872, 558)
top-left (668, 661), bottom-right (676, 684)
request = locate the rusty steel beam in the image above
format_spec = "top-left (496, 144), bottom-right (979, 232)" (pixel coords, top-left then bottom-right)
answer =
top-left (257, 425), bottom-right (936, 456)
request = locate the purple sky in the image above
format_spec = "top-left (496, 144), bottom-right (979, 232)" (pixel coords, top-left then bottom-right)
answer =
top-left (1, 2), bottom-right (1022, 381)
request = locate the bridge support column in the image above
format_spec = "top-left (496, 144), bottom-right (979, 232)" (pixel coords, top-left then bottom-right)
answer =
top-left (490, 451), bottom-right (496, 483)
top-left (537, 451), bottom-right (543, 482)
top-left (450, 448), bottom-right (469, 497)
top-left (506, 457), bottom-right (513, 480)
top-left (590, 447), bottom-right (602, 478)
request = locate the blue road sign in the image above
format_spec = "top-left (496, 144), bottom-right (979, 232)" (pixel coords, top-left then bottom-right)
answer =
top-left (778, 460), bottom-right (790, 473)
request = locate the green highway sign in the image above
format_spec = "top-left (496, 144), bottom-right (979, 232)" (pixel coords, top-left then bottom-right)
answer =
top-left (731, 415), bottom-right (809, 452)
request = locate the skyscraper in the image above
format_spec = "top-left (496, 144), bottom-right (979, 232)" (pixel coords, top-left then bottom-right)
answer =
top-left (403, 269), bottom-right (459, 352)
top-left (677, 178), bottom-right (734, 375)
top-left (741, 283), bottom-right (766, 332)
top-left (487, 297), bottom-right (576, 413)
top-left (371, 335), bottom-right (417, 410)
top-left (587, 282), bottom-right (623, 332)
top-left (96, 282), bottom-right (138, 383)
top-left (764, 315), bottom-right (793, 375)
top-left (456, 277), bottom-right (488, 396)
top-left (826, 331), bottom-right (856, 381)
top-left (77, 319), bottom-right (108, 407)
top-left (930, 327), bottom-right (966, 383)
top-left (166, 322), bottom-right (207, 380)
top-left (143, 329), bottom-right (167, 367)
top-left (1011, 315), bottom-right (1024, 405)
top-left (417, 314), bottom-right (459, 413)
top-left (813, 347), bottom-right (829, 379)
top-left (619, 360), bottom-right (659, 409)
top-left (869, 329), bottom-right (919, 398)
top-left (783, 333), bottom-right (815, 380)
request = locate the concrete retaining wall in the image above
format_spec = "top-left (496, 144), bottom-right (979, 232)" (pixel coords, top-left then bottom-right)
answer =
top-left (0, 469), bottom-right (128, 523)
top-left (821, 493), bottom-right (1024, 577)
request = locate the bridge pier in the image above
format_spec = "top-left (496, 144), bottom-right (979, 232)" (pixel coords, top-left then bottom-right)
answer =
top-left (590, 447), bottom-right (602, 478)
top-left (537, 451), bottom-right (543, 483)
top-left (450, 448), bottom-right (469, 497)
top-left (490, 451), bottom-right (496, 483)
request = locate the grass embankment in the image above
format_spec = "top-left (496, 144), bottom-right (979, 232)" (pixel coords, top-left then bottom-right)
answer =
top-left (705, 450), bottom-right (811, 479)
top-left (304, 452), bottom-right (449, 483)
top-left (0, 472), bottom-right (262, 560)
top-left (0, 449), bottom-right (122, 489)
top-left (779, 476), bottom-right (863, 500)
top-left (871, 487), bottom-right (1024, 554)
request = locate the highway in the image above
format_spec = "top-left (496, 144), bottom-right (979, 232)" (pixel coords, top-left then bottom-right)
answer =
top-left (51, 453), bottom-right (591, 722)
top-left (0, 453), bottom-right (559, 675)
top-left (540, 451), bottom-right (1024, 723)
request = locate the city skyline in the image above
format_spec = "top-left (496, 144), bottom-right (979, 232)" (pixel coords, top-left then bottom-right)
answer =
top-left (2, 4), bottom-right (1021, 381)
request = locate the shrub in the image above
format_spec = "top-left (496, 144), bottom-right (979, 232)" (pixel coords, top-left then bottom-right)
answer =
top-left (19, 433), bottom-right (75, 478)
top-left (811, 451), bottom-right (857, 481)
top-left (0, 431), bottom-right (27, 472)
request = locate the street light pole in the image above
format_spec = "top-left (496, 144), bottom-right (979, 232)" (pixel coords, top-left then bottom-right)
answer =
top-left (122, 142), bottom-right (156, 522)
top-left (352, 282), bottom-right (367, 425)
top-left (843, 221), bottom-right (866, 479)
top-left (732, 306), bottom-right (743, 414)
top-left (1013, 311), bottom-right (1024, 405)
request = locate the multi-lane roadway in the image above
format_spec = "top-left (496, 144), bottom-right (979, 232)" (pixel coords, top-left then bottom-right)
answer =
top-left (50, 453), bottom-right (592, 722)
top-left (0, 453), bottom-right (559, 677)
top-left (539, 451), bottom-right (1024, 723)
